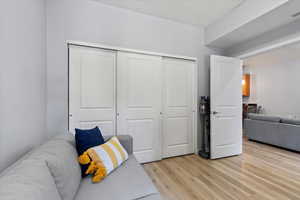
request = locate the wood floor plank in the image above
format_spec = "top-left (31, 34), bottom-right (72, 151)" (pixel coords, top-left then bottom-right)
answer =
top-left (143, 139), bottom-right (300, 200)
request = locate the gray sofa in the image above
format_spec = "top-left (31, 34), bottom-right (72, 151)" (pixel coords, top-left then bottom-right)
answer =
top-left (244, 114), bottom-right (300, 152)
top-left (0, 134), bottom-right (162, 200)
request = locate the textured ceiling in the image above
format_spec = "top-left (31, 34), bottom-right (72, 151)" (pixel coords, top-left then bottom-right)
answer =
top-left (92, 0), bottom-right (245, 27)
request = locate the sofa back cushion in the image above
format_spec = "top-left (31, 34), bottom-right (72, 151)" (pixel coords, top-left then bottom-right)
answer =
top-left (248, 114), bottom-right (281, 122)
top-left (31, 135), bottom-right (81, 200)
top-left (281, 118), bottom-right (300, 126)
top-left (54, 132), bottom-right (76, 147)
top-left (0, 159), bottom-right (61, 200)
top-left (0, 149), bottom-right (34, 178)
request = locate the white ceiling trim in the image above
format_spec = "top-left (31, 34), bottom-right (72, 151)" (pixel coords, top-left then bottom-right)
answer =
top-left (67, 40), bottom-right (198, 61)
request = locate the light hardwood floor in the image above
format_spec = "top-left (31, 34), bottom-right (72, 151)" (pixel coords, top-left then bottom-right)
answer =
top-left (143, 139), bottom-right (300, 200)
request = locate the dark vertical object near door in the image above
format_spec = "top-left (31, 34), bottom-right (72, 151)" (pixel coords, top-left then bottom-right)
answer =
top-left (199, 96), bottom-right (210, 159)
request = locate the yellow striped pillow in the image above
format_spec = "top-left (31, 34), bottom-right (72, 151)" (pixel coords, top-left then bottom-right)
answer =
top-left (78, 136), bottom-right (129, 183)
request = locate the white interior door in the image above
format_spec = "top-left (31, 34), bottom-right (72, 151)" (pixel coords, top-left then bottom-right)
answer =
top-left (162, 58), bottom-right (195, 158)
top-left (117, 52), bottom-right (162, 163)
top-left (69, 46), bottom-right (116, 136)
top-left (210, 55), bottom-right (243, 159)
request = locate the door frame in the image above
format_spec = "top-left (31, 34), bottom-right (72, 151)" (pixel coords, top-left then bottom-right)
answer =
top-left (67, 40), bottom-right (199, 155)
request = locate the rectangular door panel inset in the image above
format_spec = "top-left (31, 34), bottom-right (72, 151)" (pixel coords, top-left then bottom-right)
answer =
top-left (127, 119), bottom-right (154, 152)
top-left (166, 62), bottom-right (189, 107)
top-left (117, 52), bottom-right (162, 163)
top-left (81, 53), bottom-right (115, 108)
top-left (212, 117), bottom-right (239, 145)
top-left (165, 117), bottom-right (189, 146)
top-left (127, 59), bottom-right (160, 108)
top-left (214, 60), bottom-right (242, 106)
top-left (162, 58), bottom-right (195, 158)
top-left (69, 46), bottom-right (116, 136)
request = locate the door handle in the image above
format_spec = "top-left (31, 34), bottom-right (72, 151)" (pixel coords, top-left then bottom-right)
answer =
top-left (212, 111), bottom-right (219, 115)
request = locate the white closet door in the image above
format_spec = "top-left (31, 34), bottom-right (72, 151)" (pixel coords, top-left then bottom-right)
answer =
top-left (162, 58), bottom-right (195, 158)
top-left (117, 52), bottom-right (162, 163)
top-left (69, 46), bottom-right (116, 136)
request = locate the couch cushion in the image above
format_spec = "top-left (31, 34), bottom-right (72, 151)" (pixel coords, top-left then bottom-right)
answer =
top-left (31, 136), bottom-right (81, 200)
top-left (75, 127), bottom-right (105, 155)
top-left (79, 136), bottom-right (129, 183)
top-left (75, 127), bottom-right (105, 177)
top-left (0, 159), bottom-right (61, 200)
top-left (248, 114), bottom-right (281, 122)
top-left (0, 149), bottom-right (34, 178)
top-left (54, 132), bottom-right (76, 147)
top-left (280, 118), bottom-right (300, 126)
top-left (75, 155), bottom-right (159, 200)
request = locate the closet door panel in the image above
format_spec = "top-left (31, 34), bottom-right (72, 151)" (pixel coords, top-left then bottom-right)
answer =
top-left (69, 46), bottom-right (116, 136)
top-left (117, 52), bottom-right (162, 163)
top-left (80, 53), bottom-right (115, 108)
top-left (163, 58), bottom-right (195, 158)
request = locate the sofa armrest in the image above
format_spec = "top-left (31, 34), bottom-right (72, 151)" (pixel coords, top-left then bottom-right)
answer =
top-left (104, 135), bottom-right (133, 155)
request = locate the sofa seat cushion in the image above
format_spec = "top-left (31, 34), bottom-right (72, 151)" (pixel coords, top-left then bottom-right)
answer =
top-left (75, 155), bottom-right (159, 200)
top-left (0, 159), bottom-right (61, 200)
top-left (248, 114), bottom-right (281, 122)
top-left (280, 118), bottom-right (300, 126)
top-left (31, 135), bottom-right (81, 200)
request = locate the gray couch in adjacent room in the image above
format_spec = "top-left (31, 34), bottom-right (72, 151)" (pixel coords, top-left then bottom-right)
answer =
top-left (0, 134), bottom-right (162, 200)
top-left (244, 114), bottom-right (300, 152)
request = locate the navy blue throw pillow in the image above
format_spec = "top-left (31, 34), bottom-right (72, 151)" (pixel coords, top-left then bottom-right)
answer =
top-left (75, 126), bottom-right (105, 177)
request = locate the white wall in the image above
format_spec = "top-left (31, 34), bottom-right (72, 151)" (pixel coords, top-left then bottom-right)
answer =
top-left (0, 0), bottom-right (47, 171)
top-left (46, 0), bottom-right (222, 138)
top-left (244, 46), bottom-right (300, 118)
